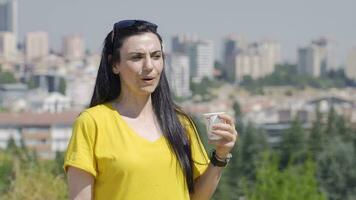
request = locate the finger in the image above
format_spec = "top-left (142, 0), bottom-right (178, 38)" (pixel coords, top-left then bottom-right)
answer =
top-left (218, 114), bottom-right (235, 127)
top-left (212, 123), bottom-right (234, 133)
top-left (211, 130), bottom-right (236, 142)
top-left (208, 139), bottom-right (234, 147)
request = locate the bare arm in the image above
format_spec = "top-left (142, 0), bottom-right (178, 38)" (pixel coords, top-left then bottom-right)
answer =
top-left (190, 164), bottom-right (224, 200)
top-left (191, 113), bottom-right (238, 200)
top-left (67, 166), bottom-right (95, 200)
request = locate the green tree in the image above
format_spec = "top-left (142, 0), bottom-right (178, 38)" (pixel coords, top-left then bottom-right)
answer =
top-left (232, 101), bottom-right (243, 133)
top-left (245, 152), bottom-right (326, 200)
top-left (58, 77), bottom-right (66, 95)
top-left (308, 106), bottom-right (325, 157)
top-left (279, 118), bottom-right (307, 169)
top-left (325, 106), bottom-right (337, 136)
top-left (0, 151), bottom-right (13, 193)
top-left (0, 70), bottom-right (17, 84)
top-left (234, 123), bottom-right (268, 185)
top-left (316, 137), bottom-right (356, 200)
top-left (2, 163), bottom-right (68, 200)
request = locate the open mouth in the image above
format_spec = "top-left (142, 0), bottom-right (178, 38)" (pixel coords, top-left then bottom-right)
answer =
top-left (141, 77), bottom-right (156, 84)
top-left (142, 77), bottom-right (154, 81)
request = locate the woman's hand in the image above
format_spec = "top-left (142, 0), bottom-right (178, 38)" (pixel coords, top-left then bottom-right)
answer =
top-left (208, 113), bottom-right (238, 158)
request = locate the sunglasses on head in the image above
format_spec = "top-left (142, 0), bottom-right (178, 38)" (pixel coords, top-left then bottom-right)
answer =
top-left (114, 20), bottom-right (157, 31)
top-left (112, 20), bottom-right (158, 42)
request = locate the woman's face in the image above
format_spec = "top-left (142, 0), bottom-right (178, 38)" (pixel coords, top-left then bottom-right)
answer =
top-left (113, 32), bottom-right (164, 96)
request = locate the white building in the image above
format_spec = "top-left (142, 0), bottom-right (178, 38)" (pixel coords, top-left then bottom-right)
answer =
top-left (66, 68), bottom-right (97, 108)
top-left (42, 92), bottom-right (71, 113)
top-left (297, 37), bottom-right (336, 77)
top-left (25, 31), bottom-right (49, 61)
top-left (166, 53), bottom-right (191, 98)
top-left (255, 40), bottom-right (281, 75)
top-left (0, 31), bottom-right (16, 59)
top-left (0, 111), bottom-right (78, 159)
top-left (171, 34), bottom-right (214, 82)
top-left (235, 52), bottom-right (262, 82)
top-left (190, 40), bottom-right (214, 82)
top-left (311, 37), bottom-right (336, 71)
top-left (346, 48), bottom-right (356, 81)
top-left (63, 34), bottom-right (85, 60)
top-left (226, 39), bottom-right (281, 83)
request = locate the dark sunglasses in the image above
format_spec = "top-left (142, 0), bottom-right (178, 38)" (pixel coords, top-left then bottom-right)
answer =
top-left (114, 20), bottom-right (157, 31)
top-left (112, 20), bottom-right (158, 42)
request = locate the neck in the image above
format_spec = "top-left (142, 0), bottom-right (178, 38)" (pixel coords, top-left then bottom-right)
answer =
top-left (114, 92), bottom-right (154, 119)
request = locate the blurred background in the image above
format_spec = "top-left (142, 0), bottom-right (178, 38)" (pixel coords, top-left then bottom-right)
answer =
top-left (0, 0), bottom-right (356, 199)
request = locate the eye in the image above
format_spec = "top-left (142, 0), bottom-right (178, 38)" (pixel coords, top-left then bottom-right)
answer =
top-left (131, 55), bottom-right (143, 61)
top-left (152, 53), bottom-right (162, 60)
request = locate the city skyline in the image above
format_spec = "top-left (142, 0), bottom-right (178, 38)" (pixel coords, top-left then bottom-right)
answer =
top-left (14, 0), bottom-right (356, 65)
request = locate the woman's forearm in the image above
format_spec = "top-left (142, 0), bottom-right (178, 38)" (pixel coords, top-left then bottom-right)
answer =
top-left (190, 164), bottom-right (224, 200)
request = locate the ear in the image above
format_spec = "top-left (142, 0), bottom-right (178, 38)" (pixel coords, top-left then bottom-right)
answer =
top-left (112, 64), bottom-right (120, 75)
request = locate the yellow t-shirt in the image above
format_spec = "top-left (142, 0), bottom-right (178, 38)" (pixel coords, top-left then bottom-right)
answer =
top-left (64, 103), bottom-right (209, 200)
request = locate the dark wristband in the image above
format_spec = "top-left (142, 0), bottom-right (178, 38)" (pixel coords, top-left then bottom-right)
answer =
top-left (210, 149), bottom-right (232, 167)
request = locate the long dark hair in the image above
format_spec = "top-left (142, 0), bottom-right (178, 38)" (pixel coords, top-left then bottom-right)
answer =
top-left (90, 20), bottom-right (196, 192)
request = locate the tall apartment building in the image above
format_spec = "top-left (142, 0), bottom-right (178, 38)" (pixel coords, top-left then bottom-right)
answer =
top-left (171, 34), bottom-right (198, 53)
top-left (25, 31), bottom-right (49, 61)
top-left (222, 34), bottom-right (246, 81)
top-left (0, 31), bottom-right (16, 58)
top-left (166, 53), bottom-right (191, 98)
top-left (311, 37), bottom-right (336, 71)
top-left (63, 34), bottom-right (85, 60)
top-left (171, 34), bottom-right (214, 82)
top-left (190, 40), bottom-right (214, 82)
top-left (346, 48), bottom-right (356, 81)
top-left (297, 46), bottom-right (321, 77)
top-left (297, 37), bottom-right (336, 77)
top-left (230, 40), bottom-right (280, 83)
top-left (0, 0), bottom-right (17, 36)
top-left (234, 52), bottom-right (261, 82)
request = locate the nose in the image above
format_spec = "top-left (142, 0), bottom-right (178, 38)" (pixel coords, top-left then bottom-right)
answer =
top-left (143, 54), bottom-right (154, 71)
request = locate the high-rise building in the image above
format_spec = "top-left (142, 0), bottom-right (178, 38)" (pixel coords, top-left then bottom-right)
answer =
top-left (222, 34), bottom-right (246, 81)
top-left (255, 40), bottom-right (281, 75)
top-left (229, 40), bottom-right (281, 83)
top-left (346, 48), bottom-right (356, 81)
top-left (171, 34), bottom-right (198, 53)
top-left (171, 34), bottom-right (214, 82)
top-left (25, 31), bottom-right (49, 61)
top-left (0, 0), bottom-right (17, 36)
top-left (189, 40), bottom-right (214, 82)
top-left (63, 34), bottom-right (85, 60)
top-left (0, 31), bottom-right (16, 58)
top-left (166, 53), bottom-right (191, 97)
top-left (297, 46), bottom-right (321, 77)
top-left (234, 52), bottom-right (261, 82)
top-left (311, 37), bottom-right (336, 71)
top-left (297, 37), bottom-right (336, 77)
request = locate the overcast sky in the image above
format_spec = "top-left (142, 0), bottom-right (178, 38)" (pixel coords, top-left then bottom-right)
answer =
top-left (18, 0), bottom-right (356, 64)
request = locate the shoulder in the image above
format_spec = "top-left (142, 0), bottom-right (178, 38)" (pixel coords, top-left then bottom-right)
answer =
top-left (74, 103), bottom-right (113, 126)
top-left (175, 109), bottom-right (199, 140)
top-left (84, 103), bottom-right (112, 117)
top-left (175, 109), bottom-right (194, 128)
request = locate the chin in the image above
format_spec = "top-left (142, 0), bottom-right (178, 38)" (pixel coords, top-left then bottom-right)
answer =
top-left (139, 86), bottom-right (158, 94)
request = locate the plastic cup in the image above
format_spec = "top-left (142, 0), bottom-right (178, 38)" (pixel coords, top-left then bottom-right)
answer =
top-left (202, 112), bottom-right (226, 140)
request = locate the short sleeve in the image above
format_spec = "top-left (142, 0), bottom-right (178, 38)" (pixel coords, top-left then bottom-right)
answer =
top-left (180, 115), bottom-right (210, 180)
top-left (63, 111), bottom-right (98, 177)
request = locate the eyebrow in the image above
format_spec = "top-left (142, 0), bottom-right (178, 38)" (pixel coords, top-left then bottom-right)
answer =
top-left (127, 50), bottom-right (162, 55)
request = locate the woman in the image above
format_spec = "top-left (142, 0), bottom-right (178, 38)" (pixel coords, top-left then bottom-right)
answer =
top-left (64, 20), bottom-right (237, 200)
